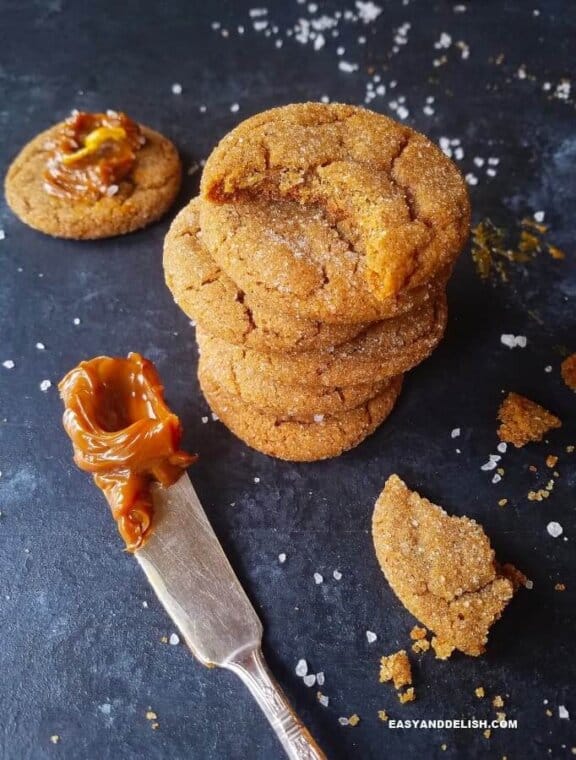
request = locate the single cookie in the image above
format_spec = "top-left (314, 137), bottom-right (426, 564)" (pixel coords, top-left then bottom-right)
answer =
top-left (200, 195), bottom-right (451, 325)
top-left (5, 113), bottom-right (181, 239)
top-left (201, 102), bottom-right (470, 302)
top-left (199, 368), bottom-right (403, 461)
top-left (372, 475), bottom-right (518, 657)
top-left (197, 351), bottom-right (394, 421)
top-left (163, 199), bottom-right (366, 351)
top-left (197, 293), bottom-right (447, 388)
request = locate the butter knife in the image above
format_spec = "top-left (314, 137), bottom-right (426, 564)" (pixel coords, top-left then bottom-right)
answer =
top-left (136, 473), bottom-right (326, 760)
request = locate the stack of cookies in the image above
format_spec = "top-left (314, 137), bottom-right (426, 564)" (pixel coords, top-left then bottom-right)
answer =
top-left (164, 104), bottom-right (470, 461)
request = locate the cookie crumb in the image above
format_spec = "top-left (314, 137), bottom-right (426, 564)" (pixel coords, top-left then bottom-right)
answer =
top-left (378, 709), bottom-right (389, 722)
top-left (555, 583), bottom-right (566, 592)
top-left (410, 626), bottom-right (428, 640)
top-left (379, 650), bottom-right (412, 689)
top-left (498, 498), bottom-right (508, 507)
top-left (145, 710), bottom-right (158, 721)
top-left (411, 638), bottom-right (430, 653)
top-left (493, 695), bottom-right (505, 708)
top-left (497, 392), bottom-right (561, 447)
top-left (317, 692), bottom-right (329, 707)
top-left (475, 686), bottom-right (485, 698)
top-left (546, 455), bottom-right (558, 468)
top-left (483, 729), bottom-right (491, 739)
top-left (348, 714), bottom-right (360, 726)
top-left (398, 687), bottom-right (416, 704)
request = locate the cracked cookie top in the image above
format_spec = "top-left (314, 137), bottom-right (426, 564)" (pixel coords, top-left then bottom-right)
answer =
top-left (372, 475), bottom-right (518, 657)
top-left (200, 102), bottom-right (470, 305)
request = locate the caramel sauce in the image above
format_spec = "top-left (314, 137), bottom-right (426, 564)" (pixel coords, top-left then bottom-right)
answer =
top-left (44, 111), bottom-right (145, 200)
top-left (59, 353), bottom-right (195, 551)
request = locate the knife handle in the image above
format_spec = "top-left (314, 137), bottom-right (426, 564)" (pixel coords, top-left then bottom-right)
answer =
top-left (225, 648), bottom-right (327, 760)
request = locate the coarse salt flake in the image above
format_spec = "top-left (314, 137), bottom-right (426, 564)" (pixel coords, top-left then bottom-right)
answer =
top-left (316, 671), bottom-right (325, 685)
top-left (171, 83), bottom-right (183, 95)
top-left (451, 428), bottom-right (461, 438)
top-left (2, 360), bottom-right (15, 369)
top-left (559, 705), bottom-right (570, 719)
top-left (303, 674), bottom-right (316, 687)
top-left (333, 569), bottom-right (342, 580)
top-left (169, 633), bottom-right (180, 645)
top-left (366, 630), bottom-right (378, 643)
top-left (547, 521), bottom-right (563, 538)
top-left (295, 659), bottom-right (308, 677)
top-left (278, 553), bottom-right (287, 563)
top-left (40, 380), bottom-right (52, 392)
top-left (338, 61), bottom-right (359, 73)
top-left (314, 572), bottom-right (324, 584)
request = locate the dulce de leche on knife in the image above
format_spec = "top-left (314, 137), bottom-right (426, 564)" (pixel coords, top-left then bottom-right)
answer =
top-left (59, 353), bottom-right (196, 551)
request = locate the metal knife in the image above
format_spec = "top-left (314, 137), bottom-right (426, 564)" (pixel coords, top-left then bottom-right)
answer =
top-left (136, 473), bottom-right (326, 760)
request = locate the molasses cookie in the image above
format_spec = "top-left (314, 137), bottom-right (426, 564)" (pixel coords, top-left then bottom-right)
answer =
top-left (199, 195), bottom-right (451, 325)
top-left (197, 352), bottom-right (395, 421)
top-left (5, 110), bottom-right (181, 239)
top-left (163, 199), bottom-right (367, 351)
top-left (197, 293), bottom-right (447, 388)
top-left (200, 102), bottom-right (470, 305)
top-left (372, 475), bottom-right (519, 657)
top-left (199, 368), bottom-right (403, 461)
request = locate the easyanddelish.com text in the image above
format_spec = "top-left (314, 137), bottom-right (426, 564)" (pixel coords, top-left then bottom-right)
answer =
top-left (387, 719), bottom-right (518, 729)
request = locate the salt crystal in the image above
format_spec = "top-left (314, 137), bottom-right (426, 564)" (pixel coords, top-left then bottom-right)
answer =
top-left (318, 694), bottom-right (329, 707)
top-left (338, 717), bottom-right (349, 726)
top-left (366, 630), bottom-right (377, 643)
top-left (423, 105), bottom-right (435, 116)
top-left (254, 477), bottom-right (260, 483)
top-left (501, 334), bottom-right (527, 349)
top-left (278, 553), bottom-right (287, 563)
top-left (314, 33), bottom-right (325, 50)
top-left (249, 8), bottom-right (267, 17)
top-left (492, 473), bottom-right (502, 484)
top-left (230, 103), bottom-right (240, 113)
top-left (316, 671), bottom-right (325, 685)
top-left (396, 105), bottom-right (409, 120)
top-left (169, 633), bottom-right (180, 645)
top-left (465, 173), bottom-right (478, 186)
top-left (303, 674), bottom-right (316, 687)
top-left (473, 157), bottom-right (485, 168)
top-left (533, 211), bottom-right (545, 223)
top-left (451, 428), bottom-right (461, 439)
top-left (73, 318), bottom-right (81, 325)
top-left (201, 416), bottom-right (208, 424)
top-left (333, 570), bottom-right (342, 580)
top-left (313, 414), bottom-right (325, 423)
top-left (355, 1), bottom-right (382, 23)
top-left (486, 168), bottom-right (497, 177)
top-left (545, 365), bottom-right (552, 373)
top-left (295, 659), bottom-right (308, 677)
top-left (559, 705), bottom-right (570, 719)
top-left (35, 342), bottom-right (45, 350)
top-left (171, 83), bottom-right (183, 95)
top-left (314, 572), bottom-right (324, 584)
top-left (40, 380), bottom-right (52, 392)
top-left (0, 230), bottom-right (5, 241)
top-left (547, 521), bottom-right (563, 538)
top-left (497, 442), bottom-right (507, 453)
top-left (2, 360), bottom-right (15, 369)
top-left (525, 579), bottom-right (533, 590)
top-left (338, 61), bottom-right (359, 73)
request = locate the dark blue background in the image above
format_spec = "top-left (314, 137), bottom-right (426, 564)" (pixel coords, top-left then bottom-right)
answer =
top-left (0, 1), bottom-right (575, 758)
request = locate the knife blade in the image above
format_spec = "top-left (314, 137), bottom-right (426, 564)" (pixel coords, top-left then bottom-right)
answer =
top-left (137, 474), bottom-right (326, 760)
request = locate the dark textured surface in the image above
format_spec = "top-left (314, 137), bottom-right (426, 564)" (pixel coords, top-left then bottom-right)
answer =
top-left (1, 1), bottom-right (575, 758)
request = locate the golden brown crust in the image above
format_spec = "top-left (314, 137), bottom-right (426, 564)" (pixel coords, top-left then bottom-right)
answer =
top-left (200, 102), bottom-right (470, 301)
top-left (497, 392), bottom-right (562, 448)
top-left (5, 122), bottom-right (181, 239)
top-left (199, 368), bottom-right (403, 461)
top-left (197, 293), bottom-right (447, 388)
top-left (163, 199), bottom-right (366, 351)
top-left (197, 353), bottom-right (393, 421)
top-left (372, 475), bottom-right (517, 657)
top-left (199, 194), bottom-right (451, 325)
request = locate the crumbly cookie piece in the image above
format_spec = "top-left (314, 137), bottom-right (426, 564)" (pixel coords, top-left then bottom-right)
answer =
top-left (200, 194), bottom-right (451, 325)
top-left (197, 293), bottom-right (447, 389)
top-left (5, 120), bottom-right (180, 239)
top-left (197, 353), bottom-right (393, 422)
top-left (372, 475), bottom-right (518, 657)
top-left (497, 392), bottom-right (562, 448)
top-left (163, 199), bottom-right (366, 351)
top-left (379, 650), bottom-right (412, 689)
top-left (561, 354), bottom-right (576, 392)
top-left (201, 102), bottom-right (470, 301)
top-left (199, 368), bottom-right (403, 461)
